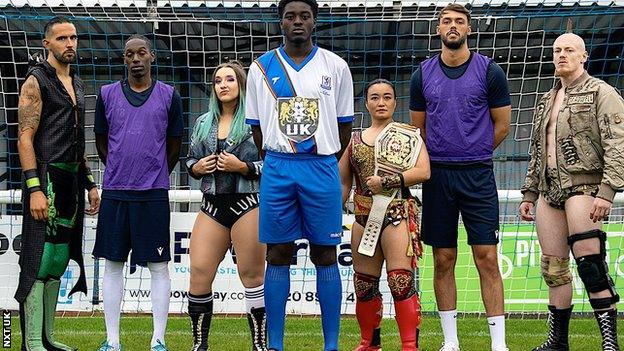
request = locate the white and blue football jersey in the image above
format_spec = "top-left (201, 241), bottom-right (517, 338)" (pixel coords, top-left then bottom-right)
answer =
top-left (245, 46), bottom-right (354, 155)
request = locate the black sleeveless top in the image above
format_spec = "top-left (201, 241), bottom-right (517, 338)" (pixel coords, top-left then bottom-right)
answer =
top-left (25, 61), bottom-right (86, 164)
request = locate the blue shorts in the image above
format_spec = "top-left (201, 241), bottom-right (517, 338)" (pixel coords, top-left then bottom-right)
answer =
top-left (421, 162), bottom-right (500, 248)
top-left (259, 152), bottom-right (343, 245)
top-left (92, 197), bottom-right (171, 265)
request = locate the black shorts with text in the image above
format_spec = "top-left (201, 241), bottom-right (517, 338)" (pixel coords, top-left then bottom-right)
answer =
top-left (201, 193), bottom-right (259, 229)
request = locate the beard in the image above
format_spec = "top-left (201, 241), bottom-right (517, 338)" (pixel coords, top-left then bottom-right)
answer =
top-left (442, 35), bottom-right (466, 50)
top-left (554, 67), bottom-right (572, 77)
top-left (53, 50), bottom-right (75, 64)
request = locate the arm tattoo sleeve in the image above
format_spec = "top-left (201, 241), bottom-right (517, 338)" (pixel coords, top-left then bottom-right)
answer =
top-left (18, 76), bottom-right (42, 137)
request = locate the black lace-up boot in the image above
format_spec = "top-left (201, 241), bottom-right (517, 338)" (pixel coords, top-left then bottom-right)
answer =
top-left (532, 305), bottom-right (572, 351)
top-left (247, 307), bottom-right (268, 351)
top-left (595, 309), bottom-right (620, 351)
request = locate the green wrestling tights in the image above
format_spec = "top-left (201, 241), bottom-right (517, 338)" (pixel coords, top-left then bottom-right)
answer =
top-left (23, 242), bottom-right (75, 350)
top-left (24, 163), bottom-right (79, 350)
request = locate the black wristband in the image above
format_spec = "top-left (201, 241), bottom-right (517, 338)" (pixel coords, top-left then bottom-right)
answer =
top-left (28, 186), bottom-right (42, 194)
top-left (24, 169), bottom-right (42, 193)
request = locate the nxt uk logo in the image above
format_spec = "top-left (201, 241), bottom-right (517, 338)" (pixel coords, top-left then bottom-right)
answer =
top-left (2, 310), bottom-right (10, 349)
top-left (174, 231), bottom-right (354, 266)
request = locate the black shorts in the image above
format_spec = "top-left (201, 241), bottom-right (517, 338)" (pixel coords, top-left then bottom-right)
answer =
top-left (201, 193), bottom-right (259, 229)
top-left (92, 198), bottom-right (171, 266)
top-left (421, 162), bottom-right (500, 248)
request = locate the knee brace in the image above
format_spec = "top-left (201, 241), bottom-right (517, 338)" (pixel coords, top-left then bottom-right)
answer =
top-left (568, 230), bottom-right (619, 309)
top-left (387, 269), bottom-right (416, 301)
top-left (354, 272), bottom-right (381, 302)
top-left (540, 254), bottom-right (572, 287)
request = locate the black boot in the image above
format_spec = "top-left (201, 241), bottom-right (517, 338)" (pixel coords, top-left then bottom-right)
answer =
top-left (247, 307), bottom-right (268, 351)
top-left (189, 304), bottom-right (212, 351)
top-left (595, 309), bottom-right (620, 351)
top-left (532, 305), bottom-right (572, 351)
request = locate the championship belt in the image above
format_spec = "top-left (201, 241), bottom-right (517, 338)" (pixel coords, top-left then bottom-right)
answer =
top-left (358, 123), bottom-right (423, 257)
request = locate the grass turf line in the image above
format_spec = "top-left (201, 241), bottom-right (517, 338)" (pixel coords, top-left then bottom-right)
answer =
top-left (8, 315), bottom-right (623, 350)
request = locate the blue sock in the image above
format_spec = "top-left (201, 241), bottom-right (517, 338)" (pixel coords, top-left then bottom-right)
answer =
top-left (265, 264), bottom-right (290, 351)
top-left (316, 264), bottom-right (342, 351)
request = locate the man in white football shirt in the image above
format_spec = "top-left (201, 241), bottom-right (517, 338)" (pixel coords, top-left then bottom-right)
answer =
top-left (245, 1), bottom-right (354, 350)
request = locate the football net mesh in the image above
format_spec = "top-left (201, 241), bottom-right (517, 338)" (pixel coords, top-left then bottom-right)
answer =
top-left (0, 0), bottom-right (623, 317)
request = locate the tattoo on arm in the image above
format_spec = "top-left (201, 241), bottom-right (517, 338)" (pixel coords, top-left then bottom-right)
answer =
top-left (18, 76), bottom-right (42, 137)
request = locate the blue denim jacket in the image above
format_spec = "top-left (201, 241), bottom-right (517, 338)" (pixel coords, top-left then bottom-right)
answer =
top-left (185, 113), bottom-right (261, 195)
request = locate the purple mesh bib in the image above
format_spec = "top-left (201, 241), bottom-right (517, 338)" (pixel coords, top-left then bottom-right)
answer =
top-left (421, 53), bottom-right (494, 162)
top-left (100, 81), bottom-right (173, 190)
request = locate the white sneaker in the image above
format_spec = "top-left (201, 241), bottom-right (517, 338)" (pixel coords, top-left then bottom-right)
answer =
top-left (492, 348), bottom-right (509, 351)
top-left (439, 342), bottom-right (460, 351)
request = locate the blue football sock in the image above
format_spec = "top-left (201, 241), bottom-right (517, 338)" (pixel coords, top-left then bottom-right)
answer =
top-left (265, 264), bottom-right (290, 351)
top-left (316, 264), bottom-right (342, 351)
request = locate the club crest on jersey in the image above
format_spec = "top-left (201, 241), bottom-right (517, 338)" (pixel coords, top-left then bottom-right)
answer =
top-left (320, 75), bottom-right (332, 91)
top-left (277, 97), bottom-right (319, 142)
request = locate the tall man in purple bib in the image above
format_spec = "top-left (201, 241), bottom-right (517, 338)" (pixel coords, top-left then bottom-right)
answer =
top-left (410, 4), bottom-right (511, 351)
top-left (92, 35), bottom-right (183, 351)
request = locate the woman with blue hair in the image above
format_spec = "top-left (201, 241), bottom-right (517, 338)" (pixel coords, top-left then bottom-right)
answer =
top-left (185, 61), bottom-right (266, 351)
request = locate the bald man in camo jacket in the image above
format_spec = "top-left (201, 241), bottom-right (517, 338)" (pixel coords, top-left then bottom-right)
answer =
top-left (520, 33), bottom-right (623, 351)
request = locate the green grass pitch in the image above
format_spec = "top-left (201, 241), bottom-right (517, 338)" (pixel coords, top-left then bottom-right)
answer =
top-left (7, 315), bottom-right (623, 350)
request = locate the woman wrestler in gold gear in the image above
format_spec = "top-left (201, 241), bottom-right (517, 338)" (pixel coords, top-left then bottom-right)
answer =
top-left (339, 79), bottom-right (431, 351)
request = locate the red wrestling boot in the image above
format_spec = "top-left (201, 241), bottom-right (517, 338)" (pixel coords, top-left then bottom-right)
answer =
top-left (353, 272), bottom-right (383, 351)
top-left (389, 269), bottom-right (421, 351)
top-left (394, 293), bottom-right (421, 351)
top-left (354, 295), bottom-right (382, 351)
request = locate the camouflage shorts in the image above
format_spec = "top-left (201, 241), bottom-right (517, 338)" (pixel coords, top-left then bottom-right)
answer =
top-left (542, 167), bottom-right (599, 210)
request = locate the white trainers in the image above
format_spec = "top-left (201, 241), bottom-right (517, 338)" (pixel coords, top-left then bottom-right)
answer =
top-left (439, 342), bottom-right (460, 351)
top-left (492, 348), bottom-right (509, 351)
